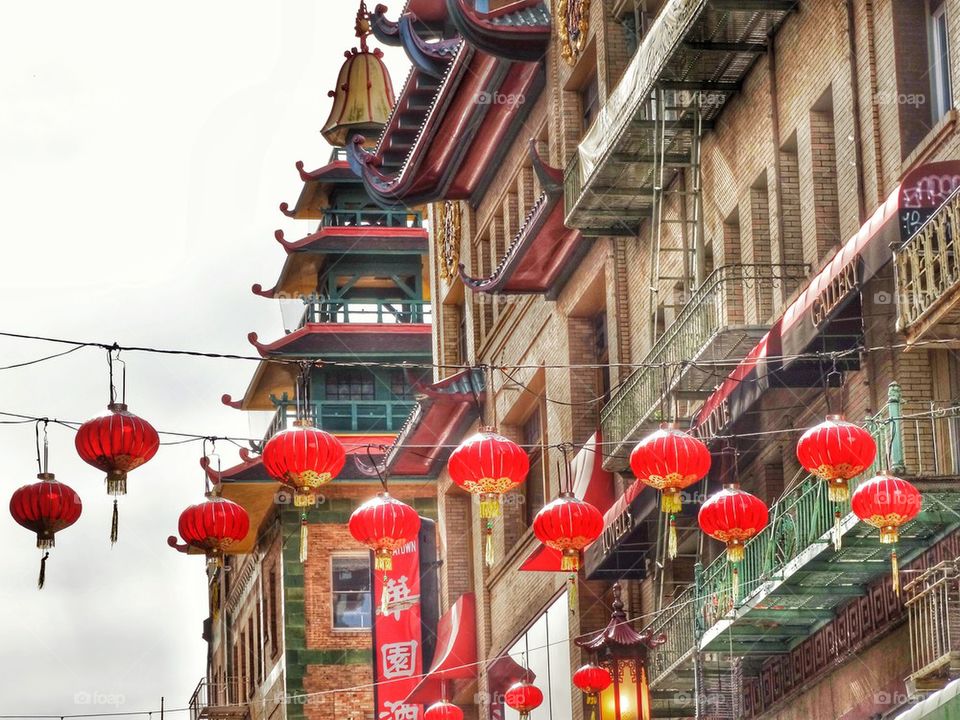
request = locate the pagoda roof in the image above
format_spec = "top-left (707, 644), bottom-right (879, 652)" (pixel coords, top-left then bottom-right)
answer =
top-left (252, 226), bottom-right (427, 300)
top-left (349, 2), bottom-right (548, 208)
top-left (459, 140), bottom-right (585, 296)
top-left (446, 0), bottom-right (551, 62)
top-left (384, 367), bottom-right (484, 477)
top-left (222, 357), bottom-right (297, 411)
top-left (279, 155), bottom-right (362, 220)
top-left (248, 323), bottom-right (433, 359)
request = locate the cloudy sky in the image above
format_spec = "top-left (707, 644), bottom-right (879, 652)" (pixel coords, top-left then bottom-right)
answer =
top-left (0, 2), bottom-right (409, 713)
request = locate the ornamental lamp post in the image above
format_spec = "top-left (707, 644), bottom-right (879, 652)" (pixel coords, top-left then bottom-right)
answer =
top-left (575, 584), bottom-right (664, 720)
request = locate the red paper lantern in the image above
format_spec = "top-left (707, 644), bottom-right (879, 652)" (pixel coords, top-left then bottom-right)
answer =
top-left (10, 473), bottom-right (82, 588)
top-left (424, 701), bottom-right (463, 720)
top-left (177, 495), bottom-right (250, 566)
top-left (75, 403), bottom-right (160, 495)
top-left (504, 680), bottom-right (543, 720)
top-left (262, 422), bottom-right (346, 505)
top-left (348, 492), bottom-right (420, 572)
top-left (797, 415), bottom-right (877, 501)
top-left (629, 423), bottom-right (711, 514)
top-left (447, 429), bottom-right (529, 518)
top-left (533, 492), bottom-right (604, 571)
top-left (851, 473), bottom-right (922, 595)
top-left (573, 663), bottom-right (613, 706)
top-left (698, 485), bottom-right (769, 564)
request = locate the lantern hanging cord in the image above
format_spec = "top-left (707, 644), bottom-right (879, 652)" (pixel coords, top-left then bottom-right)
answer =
top-left (34, 419), bottom-right (49, 475)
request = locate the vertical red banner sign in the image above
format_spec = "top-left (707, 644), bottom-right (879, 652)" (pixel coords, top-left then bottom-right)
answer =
top-left (372, 539), bottom-right (424, 720)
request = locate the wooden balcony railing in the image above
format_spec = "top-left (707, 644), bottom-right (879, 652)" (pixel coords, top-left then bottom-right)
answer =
top-left (599, 263), bottom-right (809, 464)
top-left (298, 300), bottom-right (431, 328)
top-left (895, 186), bottom-right (960, 332)
top-left (318, 208), bottom-right (423, 228)
top-left (263, 399), bottom-right (416, 442)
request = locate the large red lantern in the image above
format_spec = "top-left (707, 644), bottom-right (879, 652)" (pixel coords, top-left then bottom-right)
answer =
top-left (574, 663), bottom-right (613, 719)
top-left (423, 701), bottom-right (463, 720)
top-left (262, 421), bottom-right (346, 506)
top-left (348, 492), bottom-right (420, 572)
top-left (10, 473), bottom-right (82, 588)
top-left (504, 680), bottom-right (543, 720)
top-left (75, 402), bottom-right (159, 543)
top-left (630, 423), bottom-right (710, 559)
top-left (533, 492), bottom-right (604, 572)
top-left (447, 429), bottom-right (529, 519)
top-left (797, 415), bottom-right (877, 501)
top-left (698, 484), bottom-right (769, 563)
top-left (851, 473), bottom-right (922, 595)
top-left (175, 495), bottom-right (250, 567)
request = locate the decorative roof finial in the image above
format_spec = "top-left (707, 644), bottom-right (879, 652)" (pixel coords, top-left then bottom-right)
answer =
top-left (611, 582), bottom-right (626, 618)
top-left (355, 0), bottom-right (371, 52)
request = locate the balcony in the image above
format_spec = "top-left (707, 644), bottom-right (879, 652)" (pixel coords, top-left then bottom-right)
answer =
top-left (297, 299), bottom-right (432, 329)
top-left (599, 263), bottom-right (808, 470)
top-left (263, 398), bottom-right (416, 442)
top-left (564, 0), bottom-right (796, 235)
top-left (905, 560), bottom-right (960, 695)
top-left (641, 383), bottom-right (960, 713)
top-left (188, 678), bottom-right (249, 720)
top-left (318, 208), bottom-right (423, 229)
top-left (895, 186), bottom-right (960, 345)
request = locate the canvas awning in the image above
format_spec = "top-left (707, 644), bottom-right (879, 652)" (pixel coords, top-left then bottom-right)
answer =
top-left (404, 593), bottom-right (477, 705)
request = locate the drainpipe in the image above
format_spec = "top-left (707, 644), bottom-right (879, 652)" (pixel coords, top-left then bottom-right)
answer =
top-left (846, 0), bottom-right (868, 224)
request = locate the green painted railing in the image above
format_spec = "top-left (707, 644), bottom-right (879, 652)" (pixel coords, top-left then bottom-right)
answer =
top-left (264, 399), bottom-right (416, 441)
top-left (299, 300), bottom-right (431, 327)
top-left (645, 384), bottom-right (906, 686)
top-left (319, 208), bottom-right (423, 228)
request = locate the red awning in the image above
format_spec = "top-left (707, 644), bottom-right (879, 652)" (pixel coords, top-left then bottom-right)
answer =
top-left (691, 160), bottom-right (960, 437)
top-left (404, 593), bottom-right (478, 705)
top-left (520, 433), bottom-right (614, 572)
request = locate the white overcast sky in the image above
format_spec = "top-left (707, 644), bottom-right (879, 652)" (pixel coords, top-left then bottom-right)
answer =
top-left (0, 2), bottom-right (409, 713)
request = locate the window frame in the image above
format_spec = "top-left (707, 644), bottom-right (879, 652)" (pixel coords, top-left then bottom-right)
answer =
top-left (330, 552), bottom-right (373, 631)
top-left (928, 0), bottom-right (954, 122)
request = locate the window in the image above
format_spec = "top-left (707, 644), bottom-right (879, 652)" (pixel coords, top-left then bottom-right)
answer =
top-left (325, 370), bottom-right (375, 401)
top-left (268, 569), bottom-right (279, 658)
top-left (579, 73), bottom-right (600, 134)
top-left (499, 593), bottom-right (573, 720)
top-left (457, 304), bottom-right (468, 366)
top-left (524, 407), bottom-right (546, 525)
top-left (929, 0), bottom-right (953, 122)
top-left (332, 554), bottom-right (372, 629)
top-left (593, 312), bottom-right (611, 404)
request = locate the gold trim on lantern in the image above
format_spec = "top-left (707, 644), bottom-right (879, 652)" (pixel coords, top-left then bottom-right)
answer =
top-left (374, 548), bottom-right (393, 571)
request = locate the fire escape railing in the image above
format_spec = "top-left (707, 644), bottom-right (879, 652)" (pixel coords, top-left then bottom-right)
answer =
top-left (904, 559), bottom-right (960, 689)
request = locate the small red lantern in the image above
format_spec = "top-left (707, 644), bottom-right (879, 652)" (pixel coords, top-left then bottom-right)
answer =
top-left (851, 473), bottom-right (922, 595)
top-left (504, 680), bottom-right (543, 720)
top-left (797, 415), bottom-right (877, 501)
top-left (533, 493), bottom-right (603, 572)
top-left (10, 473), bottom-right (82, 588)
top-left (262, 422), bottom-right (346, 505)
top-left (630, 423), bottom-right (710, 559)
top-left (75, 403), bottom-right (159, 543)
top-left (574, 663), bottom-right (612, 718)
top-left (348, 492), bottom-right (420, 572)
top-left (698, 484), bottom-right (769, 564)
top-left (447, 428), bottom-right (529, 519)
top-left (423, 701), bottom-right (463, 720)
top-left (175, 495), bottom-right (250, 567)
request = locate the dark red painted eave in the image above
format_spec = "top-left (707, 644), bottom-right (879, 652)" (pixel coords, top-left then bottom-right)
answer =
top-left (355, 49), bottom-right (543, 206)
top-left (252, 226), bottom-right (428, 299)
top-left (446, 0), bottom-right (551, 62)
top-left (279, 160), bottom-right (358, 218)
top-left (248, 323), bottom-right (432, 358)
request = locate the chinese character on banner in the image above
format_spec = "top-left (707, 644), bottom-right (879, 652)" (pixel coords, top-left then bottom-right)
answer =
top-left (373, 540), bottom-right (424, 720)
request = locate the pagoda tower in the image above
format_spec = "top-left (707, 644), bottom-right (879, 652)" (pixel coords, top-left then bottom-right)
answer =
top-left (191, 8), bottom-right (443, 719)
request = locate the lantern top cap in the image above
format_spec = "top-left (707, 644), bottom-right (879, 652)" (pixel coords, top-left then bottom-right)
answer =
top-left (36, 472), bottom-right (56, 482)
top-left (825, 414), bottom-right (847, 422)
top-left (107, 402), bottom-right (128, 412)
top-left (575, 583), bottom-right (665, 654)
top-left (659, 421), bottom-right (679, 430)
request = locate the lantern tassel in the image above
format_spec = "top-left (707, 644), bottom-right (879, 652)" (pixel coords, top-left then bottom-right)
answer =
top-left (833, 509), bottom-right (842, 551)
top-left (110, 499), bottom-right (119, 545)
top-left (892, 548), bottom-right (900, 597)
top-left (668, 515), bottom-right (678, 560)
top-left (299, 515), bottom-right (308, 563)
top-left (568, 573), bottom-right (578, 613)
top-left (38, 551), bottom-right (49, 590)
top-left (732, 565), bottom-right (740, 604)
top-left (380, 574), bottom-right (389, 616)
top-left (480, 494), bottom-right (501, 519)
top-left (485, 529), bottom-right (494, 568)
